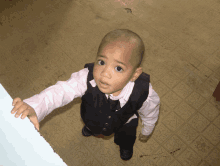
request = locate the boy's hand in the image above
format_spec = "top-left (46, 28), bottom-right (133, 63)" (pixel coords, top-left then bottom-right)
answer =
top-left (139, 133), bottom-right (150, 143)
top-left (11, 97), bottom-right (40, 131)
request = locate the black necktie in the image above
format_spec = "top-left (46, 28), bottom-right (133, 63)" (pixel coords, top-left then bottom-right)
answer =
top-left (108, 97), bottom-right (121, 111)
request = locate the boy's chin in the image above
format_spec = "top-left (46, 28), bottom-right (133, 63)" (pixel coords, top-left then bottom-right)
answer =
top-left (98, 88), bottom-right (112, 95)
top-left (99, 88), bottom-right (111, 94)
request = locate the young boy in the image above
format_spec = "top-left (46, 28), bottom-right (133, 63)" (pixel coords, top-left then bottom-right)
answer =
top-left (11, 29), bottom-right (160, 161)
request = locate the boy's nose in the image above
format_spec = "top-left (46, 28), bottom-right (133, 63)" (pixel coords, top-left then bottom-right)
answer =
top-left (101, 69), bottom-right (111, 78)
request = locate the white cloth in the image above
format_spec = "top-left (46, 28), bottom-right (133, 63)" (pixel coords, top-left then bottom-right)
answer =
top-left (0, 83), bottom-right (67, 166)
top-left (23, 67), bottom-right (160, 136)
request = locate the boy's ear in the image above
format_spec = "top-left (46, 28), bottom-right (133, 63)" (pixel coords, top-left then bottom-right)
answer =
top-left (130, 67), bottom-right (143, 82)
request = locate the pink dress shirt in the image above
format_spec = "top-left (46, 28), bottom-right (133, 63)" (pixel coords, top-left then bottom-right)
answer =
top-left (23, 67), bottom-right (160, 136)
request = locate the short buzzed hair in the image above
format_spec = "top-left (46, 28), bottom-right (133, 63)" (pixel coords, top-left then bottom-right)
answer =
top-left (97, 29), bottom-right (145, 69)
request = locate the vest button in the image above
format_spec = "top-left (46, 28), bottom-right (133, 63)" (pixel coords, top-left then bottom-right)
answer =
top-left (105, 123), bottom-right (108, 126)
top-left (108, 116), bottom-right (111, 119)
top-left (103, 128), bottom-right (106, 131)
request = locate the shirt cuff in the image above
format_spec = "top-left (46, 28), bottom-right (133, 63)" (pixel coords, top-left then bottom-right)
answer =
top-left (23, 94), bottom-right (46, 123)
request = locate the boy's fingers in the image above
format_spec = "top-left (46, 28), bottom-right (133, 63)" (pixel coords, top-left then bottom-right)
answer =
top-left (11, 101), bottom-right (24, 114)
top-left (14, 105), bottom-right (28, 118)
top-left (20, 110), bottom-right (29, 119)
top-left (12, 97), bottom-right (22, 106)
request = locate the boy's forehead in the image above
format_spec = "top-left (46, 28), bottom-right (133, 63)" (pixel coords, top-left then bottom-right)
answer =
top-left (102, 41), bottom-right (135, 55)
top-left (107, 39), bottom-right (135, 48)
top-left (97, 40), bottom-right (138, 66)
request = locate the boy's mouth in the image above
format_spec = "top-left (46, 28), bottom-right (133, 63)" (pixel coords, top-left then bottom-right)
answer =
top-left (100, 81), bottom-right (109, 88)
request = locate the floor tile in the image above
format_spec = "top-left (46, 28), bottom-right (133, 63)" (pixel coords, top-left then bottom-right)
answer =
top-left (153, 123), bottom-right (172, 144)
top-left (175, 101), bottom-right (196, 121)
top-left (153, 80), bottom-right (170, 98)
top-left (177, 21), bottom-right (215, 54)
top-left (185, 91), bottom-right (207, 110)
top-left (213, 115), bottom-right (220, 130)
top-left (198, 160), bottom-right (212, 166)
top-left (173, 81), bottom-right (194, 99)
top-left (188, 112), bottom-right (211, 133)
top-left (157, 102), bottom-right (173, 121)
top-left (160, 70), bottom-right (181, 89)
top-left (170, 160), bottom-right (183, 166)
top-left (161, 91), bottom-right (183, 109)
top-left (83, 157), bottom-right (102, 166)
top-left (199, 34), bottom-right (220, 55)
top-left (196, 81), bottom-right (216, 100)
top-left (177, 147), bottom-right (202, 166)
top-left (193, 7), bottom-right (218, 25)
top-left (170, 64), bottom-right (191, 81)
top-left (209, 95), bottom-right (220, 110)
top-left (153, 146), bottom-right (175, 166)
top-left (200, 102), bottom-right (219, 122)
top-left (192, 48), bottom-right (211, 62)
top-left (203, 124), bottom-right (220, 145)
top-left (162, 112), bottom-right (185, 132)
top-left (193, 63), bottom-right (213, 79)
top-left (177, 123), bottom-right (199, 144)
top-left (218, 142), bottom-right (220, 150)
top-left (205, 73), bottom-right (220, 92)
top-left (63, 142), bottom-right (92, 166)
top-left (95, 141), bottom-right (118, 165)
top-left (163, 134), bottom-right (187, 157)
top-left (205, 148), bottom-right (220, 166)
top-left (190, 135), bottom-right (214, 158)
top-left (173, 47), bottom-right (201, 68)
top-left (203, 9), bottom-right (220, 35)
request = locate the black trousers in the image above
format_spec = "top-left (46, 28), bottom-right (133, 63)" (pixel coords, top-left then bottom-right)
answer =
top-left (85, 118), bottom-right (139, 150)
top-left (114, 118), bottom-right (139, 150)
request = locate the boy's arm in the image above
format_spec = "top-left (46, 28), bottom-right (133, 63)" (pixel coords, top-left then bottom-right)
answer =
top-left (138, 83), bottom-right (160, 136)
top-left (23, 68), bottom-right (89, 122)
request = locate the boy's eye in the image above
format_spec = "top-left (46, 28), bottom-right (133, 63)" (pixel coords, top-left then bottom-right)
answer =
top-left (97, 60), bottom-right (123, 72)
top-left (98, 60), bottom-right (105, 66)
top-left (116, 66), bottom-right (123, 72)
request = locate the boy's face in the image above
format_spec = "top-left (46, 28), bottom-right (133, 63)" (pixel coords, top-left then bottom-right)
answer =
top-left (93, 41), bottom-right (143, 96)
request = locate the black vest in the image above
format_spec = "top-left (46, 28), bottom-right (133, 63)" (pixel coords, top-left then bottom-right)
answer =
top-left (80, 62), bottom-right (150, 136)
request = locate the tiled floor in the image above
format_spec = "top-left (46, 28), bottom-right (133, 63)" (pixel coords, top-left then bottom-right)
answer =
top-left (1, 0), bottom-right (220, 165)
